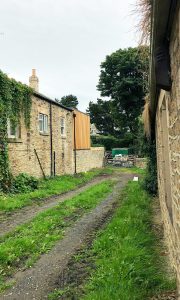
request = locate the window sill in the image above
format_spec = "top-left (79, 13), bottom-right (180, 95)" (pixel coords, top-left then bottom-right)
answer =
top-left (61, 136), bottom-right (66, 139)
top-left (39, 132), bottom-right (49, 136)
top-left (8, 138), bottom-right (22, 143)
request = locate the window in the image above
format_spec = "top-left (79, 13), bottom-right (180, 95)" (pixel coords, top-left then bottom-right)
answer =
top-left (60, 117), bottom-right (65, 136)
top-left (39, 113), bottom-right (48, 134)
top-left (7, 120), bottom-right (20, 139)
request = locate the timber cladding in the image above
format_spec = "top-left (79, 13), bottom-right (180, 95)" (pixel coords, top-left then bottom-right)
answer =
top-left (73, 110), bottom-right (90, 150)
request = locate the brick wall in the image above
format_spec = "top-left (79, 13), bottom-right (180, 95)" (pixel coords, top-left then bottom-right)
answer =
top-left (74, 147), bottom-right (105, 173)
top-left (156, 6), bottom-right (180, 296)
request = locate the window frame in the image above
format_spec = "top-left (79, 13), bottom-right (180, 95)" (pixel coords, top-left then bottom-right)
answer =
top-left (7, 119), bottom-right (20, 139)
top-left (60, 117), bottom-right (66, 137)
top-left (39, 113), bottom-right (48, 134)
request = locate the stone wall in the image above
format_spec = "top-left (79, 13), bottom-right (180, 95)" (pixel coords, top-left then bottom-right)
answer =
top-left (8, 96), bottom-right (105, 178)
top-left (156, 6), bottom-right (180, 296)
top-left (74, 147), bottom-right (105, 173)
top-left (134, 158), bottom-right (147, 169)
top-left (8, 95), bottom-right (74, 177)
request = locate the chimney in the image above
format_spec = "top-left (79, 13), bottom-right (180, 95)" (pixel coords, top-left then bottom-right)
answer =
top-left (29, 69), bottom-right (39, 92)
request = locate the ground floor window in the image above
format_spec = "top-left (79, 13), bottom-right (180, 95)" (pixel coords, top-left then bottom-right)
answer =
top-left (7, 120), bottom-right (20, 139)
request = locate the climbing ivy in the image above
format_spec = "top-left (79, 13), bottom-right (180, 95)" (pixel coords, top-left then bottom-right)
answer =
top-left (0, 70), bottom-right (33, 191)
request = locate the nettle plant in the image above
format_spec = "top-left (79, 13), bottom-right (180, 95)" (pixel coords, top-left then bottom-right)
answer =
top-left (0, 70), bottom-right (32, 192)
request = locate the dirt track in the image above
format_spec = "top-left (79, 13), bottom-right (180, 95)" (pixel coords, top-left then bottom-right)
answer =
top-left (1, 175), bottom-right (131, 300)
top-left (0, 174), bottom-right (115, 238)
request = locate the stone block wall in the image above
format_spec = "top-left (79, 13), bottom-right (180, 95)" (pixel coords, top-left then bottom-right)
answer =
top-left (8, 95), bottom-right (74, 178)
top-left (156, 6), bottom-right (180, 296)
top-left (8, 96), bottom-right (105, 178)
top-left (134, 158), bottom-right (147, 169)
top-left (74, 147), bottom-right (105, 173)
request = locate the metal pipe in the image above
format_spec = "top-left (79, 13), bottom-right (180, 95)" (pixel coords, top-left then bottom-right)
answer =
top-left (73, 113), bottom-right (77, 174)
top-left (54, 151), bottom-right (56, 176)
top-left (49, 102), bottom-right (53, 176)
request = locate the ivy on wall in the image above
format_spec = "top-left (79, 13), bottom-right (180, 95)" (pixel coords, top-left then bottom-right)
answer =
top-left (0, 70), bottom-right (33, 191)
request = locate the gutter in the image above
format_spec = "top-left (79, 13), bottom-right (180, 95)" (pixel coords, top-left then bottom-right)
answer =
top-left (49, 102), bottom-right (53, 176)
top-left (34, 91), bottom-right (73, 112)
top-left (149, 0), bottom-right (177, 127)
top-left (73, 113), bottom-right (77, 174)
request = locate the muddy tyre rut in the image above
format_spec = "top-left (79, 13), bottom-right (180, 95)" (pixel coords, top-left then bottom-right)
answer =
top-left (1, 176), bottom-right (131, 300)
top-left (0, 174), bottom-right (121, 238)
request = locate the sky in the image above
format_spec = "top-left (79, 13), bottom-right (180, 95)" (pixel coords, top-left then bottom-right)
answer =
top-left (0, 0), bottom-right (139, 112)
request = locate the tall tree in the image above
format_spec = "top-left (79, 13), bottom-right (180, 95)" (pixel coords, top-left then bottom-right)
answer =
top-left (57, 94), bottom-right (78, 108)
top-left (88, 99), bottom-right (118, 135)
top-left (96, 46), bottom-right (149, 135)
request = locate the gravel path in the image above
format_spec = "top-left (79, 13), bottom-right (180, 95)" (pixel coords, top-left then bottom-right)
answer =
top-left (0, 175), bottom-right (115, 238)
top-left (1, 175), bottom-right (131, 300)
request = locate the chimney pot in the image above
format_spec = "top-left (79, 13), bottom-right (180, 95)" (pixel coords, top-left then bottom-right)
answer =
top-left (29, 69), bottom-right (39, 92)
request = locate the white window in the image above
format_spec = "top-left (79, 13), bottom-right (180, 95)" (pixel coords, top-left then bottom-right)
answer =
top-left (7, 120), bottom-right (20, 139)
top-left (60, 117), bottom-right (65, 136)
top-left (39, 113), bottom-right (48, 134)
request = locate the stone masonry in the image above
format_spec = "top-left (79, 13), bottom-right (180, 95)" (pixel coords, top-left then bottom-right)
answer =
top-left (8, 95), bottom-right (74, 177)
top-left (155, 5), bottom-right (180, 296)
top-left (8, 71), bottom-right (104, 178)
top-left (75, 147), bottom-right (105, 173)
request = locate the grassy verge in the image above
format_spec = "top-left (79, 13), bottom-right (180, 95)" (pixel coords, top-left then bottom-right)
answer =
top-left (0, 168), bottom-right (113, 213)
top-left (105, 166), bottom-right (146, 175)
top-left (49, 182), bottom-right (175, 300)
top-left (0, 180), bottom-right (115, 292)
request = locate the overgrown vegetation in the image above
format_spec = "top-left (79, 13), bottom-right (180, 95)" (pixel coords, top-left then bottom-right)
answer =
top-left (51, 182), bottom-right (174, 299)
top-left (136, 0), bottom-right (152, 45)
top-left (0, 168), bottom-right (113, 213)
top-left (0, 70), bottom-right (32, 192)
top-left (0, 180), bottom-right (114, 292)
top-left (91, 134), bottom-right (133, 151)
top-left (81, 182), bottom-right (173, 300)
top-left (11, 173), bottom-right (39, 193)
top-left (142, 139), bottom-right (158, 196)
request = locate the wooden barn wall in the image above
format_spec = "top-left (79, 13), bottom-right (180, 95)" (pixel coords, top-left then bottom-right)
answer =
top-left (74, 110), bottom-right (90, 150)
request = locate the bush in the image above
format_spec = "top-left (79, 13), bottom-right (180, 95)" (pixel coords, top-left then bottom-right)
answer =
top-left (142, 140), bottom-right (158, 196)
top-left (91, 134), bottom-right (134, 151)
top-left (12, 173), bottom-right (39, 193)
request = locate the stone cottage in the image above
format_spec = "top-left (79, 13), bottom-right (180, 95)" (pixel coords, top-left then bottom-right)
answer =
top-left (8, 70), bottom-right (104, 177)
top-left (149, 0), bottom-right (180, 296)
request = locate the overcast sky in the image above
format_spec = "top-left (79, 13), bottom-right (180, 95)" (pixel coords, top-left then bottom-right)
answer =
top-left (0, 0), bottom-right (139, 112)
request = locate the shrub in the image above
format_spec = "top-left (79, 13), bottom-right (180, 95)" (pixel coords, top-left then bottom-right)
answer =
top-left (142, 140), bottom-right (158, 196)
top-left (91, 134), bottom-right (134, 151)
top-left (12, 173), bottom-right (39, 193)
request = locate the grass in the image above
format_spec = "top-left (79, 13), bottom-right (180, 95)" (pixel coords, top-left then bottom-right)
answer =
top-left (0, 180), bottom-right (115, 292)
top-left (80, 182), bottom-right (175, 300)
top-left (106, 166), bottom-right (146, 175)
top-left (50, 181), bottom-right (175, 300)
top-left (0, 168), bottom-right (113, 213)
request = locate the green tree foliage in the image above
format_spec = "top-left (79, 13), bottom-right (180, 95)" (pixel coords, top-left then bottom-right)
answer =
top-left (57, 94), bottom-right (78, 108)
top-left (0, 70), bottom-right (32, 191)
top-left (88, 99), bottom-right (117, 136)
top-left (89, 47), bottom-right (149, 138)
top-left (91, 134), bottom-right (133, 151)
